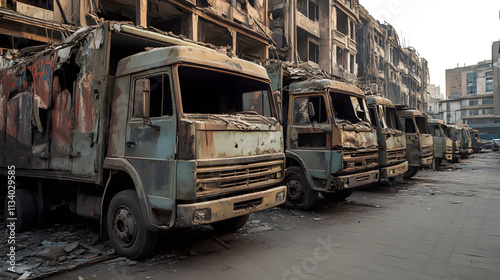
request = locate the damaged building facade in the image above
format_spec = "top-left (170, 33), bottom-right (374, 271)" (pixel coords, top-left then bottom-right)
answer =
top-left (268, 0), bottom-right (359, 80)
top-left (356, 6), bottom-right (429, 112)
top-left (0, 0), bottom-right (273, 61)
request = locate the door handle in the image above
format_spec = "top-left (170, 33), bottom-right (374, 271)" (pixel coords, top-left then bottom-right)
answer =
top-left (126, 141), bottom-right (136, 147)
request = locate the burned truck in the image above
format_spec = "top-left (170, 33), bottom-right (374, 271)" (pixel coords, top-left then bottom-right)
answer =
top-left (366, 95), bottom-right (408, 181)
top-left (469, 128), bottom-right (482, 153)
top-left (457, 126), bottom-right (473, 159)
top-left (428, 119), bottom-right (453, 167)
top-left (395, 106), bottom-right (433, 178)
top-left (446, 124), bottom-right (461, 163)
top-left (266, 62), bottom-right (379, 210)
top-left (0, 23), bottom-right (286, 259)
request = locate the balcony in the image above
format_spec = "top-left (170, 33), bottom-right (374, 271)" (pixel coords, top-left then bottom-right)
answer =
top-left (297, 11), bottom-right (320, 38)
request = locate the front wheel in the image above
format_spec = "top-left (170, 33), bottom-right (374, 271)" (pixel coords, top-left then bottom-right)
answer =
top-left (107, 190), bottom-right (158, 260)
top-left (282, 166), bottom-right (318, 210)
top-left (404, 166), bottom-right (419, 178)
top-left (322, 188), bottom-right (355, 201)
top-left (211, 214), bottom-right (250, 233)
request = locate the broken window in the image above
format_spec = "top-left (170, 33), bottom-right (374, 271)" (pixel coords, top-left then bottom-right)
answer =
top-left (401, 118), bottom-right (416, 133)
top-left (431, 125), bottom-right (442, 137)
top-left (336, 8), bottom-right (348, 36)
top-left (385, 107), bottom-right (400, 130)
top-left (308, 1), bottom-right (319, 21)
top-left (293, 95), bottom-right (328, 125)
top-left (330, 92), bottom-right (371, 124)
top-left (350, 21), bottom-right (354, 40)
top-left (309, 41), bottom-right (319, 64)
top-left (336, 47), bottom-right (344, 68)
top-left (415, 117), bottom-right (430, 134)
top-left (178, 66), bottom-right (272, 117)
top-left (349, 54), bottom-right (354, 74)
top-left (442, 125), bottom-right (450, 137)
top-left (134, 74), bottom-right (173, 118)
top-left (16, 0), bottom-right (53, 10)
top-left (297, 0), bottom-right (307, 16)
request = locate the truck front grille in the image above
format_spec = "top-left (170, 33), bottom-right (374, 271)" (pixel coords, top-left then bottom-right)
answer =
top-left (422, 145), bottom-right (433, 158)
top-left (387, 148), bottom-right (406, 165)
top-left (342, 150), bottom-right (379, 174)
top-left (196, 159), bottom-right (284, 198)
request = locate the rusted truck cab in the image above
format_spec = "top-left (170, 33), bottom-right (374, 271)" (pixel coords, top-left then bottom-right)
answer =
top-left (428, 119), bottom-right (453, 167)
top-left (395, 106), bottom-right (433, 178)
top-left (457, 126), bottom-right (473, 159)
top-left (266, 63), bottom-right (379, 210)
top-left (469, 128), bottom-right (482, 153)
top-left (366, 95), bottom-right (408, 180)
top-left (1, 23), bottom-right (286, 259)
top-left (446, 124), bottom-right (461, 163)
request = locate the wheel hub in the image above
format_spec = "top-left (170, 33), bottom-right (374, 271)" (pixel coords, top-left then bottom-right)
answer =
top-left (113, 207), bottom-right (136, 245)
top-left (287, 180), bottom-right (304, 201)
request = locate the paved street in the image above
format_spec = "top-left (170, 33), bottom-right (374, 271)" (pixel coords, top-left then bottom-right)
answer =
top-left (36, 151), bottom-right (500, 280)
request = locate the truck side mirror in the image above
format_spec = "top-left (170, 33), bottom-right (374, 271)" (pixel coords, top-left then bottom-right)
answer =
top-left (134, 78), bottom-right (150, 118)
top-left (308, 101), bottom-right (316, 119)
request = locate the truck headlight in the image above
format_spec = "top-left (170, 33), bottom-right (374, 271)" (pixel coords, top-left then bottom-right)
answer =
top-left (193, 208), bottom-right (211, 223)
top-left (276, 191), bottom-right (285, 202)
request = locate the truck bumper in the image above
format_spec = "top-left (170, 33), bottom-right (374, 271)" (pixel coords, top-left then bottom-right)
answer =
top-left (333, 169), bottom-right (379, 190)
top-left (420, 156), bottom-right (433, 167)
top-left (176, 186), bottom-right (286, 227)
top-left (380, 161), bottom-right (408, 179)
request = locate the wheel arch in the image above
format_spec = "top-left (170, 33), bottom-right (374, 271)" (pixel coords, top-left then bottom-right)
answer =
top-left (101, 158), bottom-right (157, 239)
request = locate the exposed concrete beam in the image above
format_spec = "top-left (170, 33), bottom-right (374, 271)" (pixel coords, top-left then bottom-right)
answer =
top-left (136, 0), bottom-right (147, 27)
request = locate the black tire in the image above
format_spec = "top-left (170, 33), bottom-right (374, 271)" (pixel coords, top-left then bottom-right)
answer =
top-left (107, 190), bottom-right (158, 260)
top-left (282, 166), bottom-right (318, 210)
top-left (404, 166), bottom-right (419, 178)
top-left (211, 214), bottom-right (250, 233)
top-left (322, 188), bottom-right (355, 201)
top-left (4, 188), bottom-right (38, 232)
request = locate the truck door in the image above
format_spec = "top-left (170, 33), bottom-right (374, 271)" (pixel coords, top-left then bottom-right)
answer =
top-left (288, 93), bottom-right (333, 186)
top-left (125, 70), bottom-right (177, 205)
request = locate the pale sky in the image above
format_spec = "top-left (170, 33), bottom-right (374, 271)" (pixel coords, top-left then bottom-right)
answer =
top-left (360, 0), bottom-right (500, 95)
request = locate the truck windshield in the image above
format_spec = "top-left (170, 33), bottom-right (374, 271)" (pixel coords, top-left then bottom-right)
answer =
top-left (330, 92), bottom-right (371, 124)
top-left (178, 65), bottom-right (272, 117)
top-left (384, 107), bottom-right (399, 130)
top-left (442, 125), bottom-right (450, 137)
top-left (415, 117), bottom-right (430, 134)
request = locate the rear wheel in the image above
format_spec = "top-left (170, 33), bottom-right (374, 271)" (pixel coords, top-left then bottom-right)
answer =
top-left (4, 188), bottom-right (38, 232)
top-left (107, 190), bottom-right (158, 260)
top-left (211, 214), bottom-right (250, 233)
top-left (282, 166), bottom-right (318, 210)
top-left (404, 166), bottom-right (419, 178)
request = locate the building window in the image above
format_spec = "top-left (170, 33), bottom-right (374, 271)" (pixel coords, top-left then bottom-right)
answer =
top-left (469, 110), bottom-right (479, 116)
top-left (336, 8), bottom-right (348, 36)
top-left (350, 54), bottom-right (354, 74)
top-left (308, 1), bottom-right (319, 21)
top-left (486, 78), bottom-right (493, 92)
top-left (483, 98), bottom-right (494, 105)
top-left (350, 21), bottom-right (354, 40)
top-left (469, 99), bottom-right (478, 106)
top-left (309, 41), bottom-right (319, 64)
top-left (336, 47), bottom-right (345, 68)
top-left (466, 72), bottom-right (477, 95)
top-left (16, 0), bottom-right (53, 10)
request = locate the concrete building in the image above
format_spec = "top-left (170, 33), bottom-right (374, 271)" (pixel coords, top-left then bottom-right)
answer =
top-left (0, 0), bottom-right (273, 61)
top-left (445, 60), bottom-right (493, 99)
top-left (268, 0), bottom-right (359, 80)
top-left (356, 5), bottom-right (429, 112)
top-left (439, 55), bottom-right (500, 139)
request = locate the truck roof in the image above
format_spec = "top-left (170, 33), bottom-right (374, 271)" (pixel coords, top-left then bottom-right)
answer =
top-left (116, 45), bottom-right (269, 81)
top-left (366, 95), bottom-right (395, 107)
top-left (288, 79), bottom-right (364, 97)
top-left (395, 107), bottom-right (425, 118)
top-left (428, 119), bottom-right (446, 125)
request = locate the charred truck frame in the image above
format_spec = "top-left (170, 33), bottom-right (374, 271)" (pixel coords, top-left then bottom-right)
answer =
top-left (366, 95), bottom-right (408, 181)
top-left (0, 23), bottom-right (287, 259)
top-left (266, 62), bottom-right (379, 210)
top-left (428, 119), bottom-right (453, 168)
top-left (395, 106), bottom-right (433, 178)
